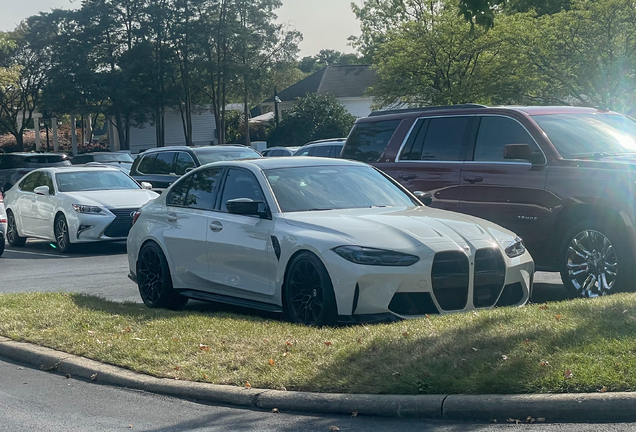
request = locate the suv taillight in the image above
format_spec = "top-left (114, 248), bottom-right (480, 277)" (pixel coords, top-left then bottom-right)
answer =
top-left (132, 211), bottom-right (141, 226)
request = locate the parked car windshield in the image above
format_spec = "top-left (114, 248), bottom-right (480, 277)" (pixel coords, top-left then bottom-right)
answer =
top-left (56, 170), bottom-right (141, 192)
top-left (194, 148), bottom-right (261, 165)
top-left (532, 113), bottom-right (636, 159)
top-left (93, 153), bottom-right (134, 163)
top-left (265, 165), bottom-right (418, 212)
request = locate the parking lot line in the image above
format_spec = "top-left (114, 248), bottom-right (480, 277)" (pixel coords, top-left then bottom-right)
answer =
top-left (4, 249), bottom-right (70, 258)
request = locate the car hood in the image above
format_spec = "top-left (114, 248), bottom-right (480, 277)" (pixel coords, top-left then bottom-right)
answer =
top-left (61, 189), bottom-right (159, 209)
top-left (282, 206), bottom-right (517, 251)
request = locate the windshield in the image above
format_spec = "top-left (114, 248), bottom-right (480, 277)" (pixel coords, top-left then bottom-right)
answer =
top-left (532, 113), bottom-right (636, 159)
top-left (93, 154), bottom-right (134, 163)
top-left (265, 165), bottom-right (418, 212)
top-left (195, 148), bottom-right (261, 165)
top-left (56, 170), bottom-right (141, 192)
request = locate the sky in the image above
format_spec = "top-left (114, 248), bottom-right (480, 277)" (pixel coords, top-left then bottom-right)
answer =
top-left (0, 0), bottom-right (362, 57)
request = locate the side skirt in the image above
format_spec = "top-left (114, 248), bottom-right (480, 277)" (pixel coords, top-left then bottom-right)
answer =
top-left (177, 289), bottom-right (283, 313)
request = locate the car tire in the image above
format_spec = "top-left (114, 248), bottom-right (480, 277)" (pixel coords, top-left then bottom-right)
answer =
top-left (559, 219), bottom-right (635, 297)
top-left (283, 251), bottom-right (338, 326)
top-left (54, 214), bottom-right (73, 253)
top-left (0, 235), bottom-right (4, 257)
top-left (137, 241), bottom-right (188, 310)
top-left (6, 210), bottom-right (26, 247)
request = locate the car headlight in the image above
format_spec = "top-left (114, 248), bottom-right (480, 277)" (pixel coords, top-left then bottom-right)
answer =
top-left (332, 246), bottom-right (420, 266)
top-left (72, 204), bottom-right (103, 214)
top-left (504, 237), bottom-right (526, 258)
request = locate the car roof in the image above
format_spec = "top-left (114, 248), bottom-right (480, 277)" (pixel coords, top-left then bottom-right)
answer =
top-left (74, 152), bottom-right (130, 156)
top-left (37, 166), bottom-right (122, 173)
top-left (205, 156), bottom-right (367, 171)
top-left (299, 140), bottom-right (346, 149)
top-left (0, 152), bottom-right (69, 158)
top-left (360, 105), bottom-right (619, 122)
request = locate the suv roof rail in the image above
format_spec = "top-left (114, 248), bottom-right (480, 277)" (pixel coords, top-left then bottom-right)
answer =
top-left (368, 104), bottom-right (488, 117)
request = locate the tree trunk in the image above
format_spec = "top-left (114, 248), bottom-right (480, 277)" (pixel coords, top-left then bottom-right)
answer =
top-left (14, 132), bottom-right (24, 152)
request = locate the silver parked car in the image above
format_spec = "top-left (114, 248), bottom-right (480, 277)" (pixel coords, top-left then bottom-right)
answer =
top-left (0, 193), bottom-right (6, 256)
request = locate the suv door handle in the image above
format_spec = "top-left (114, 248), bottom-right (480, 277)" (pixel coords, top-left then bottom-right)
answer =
top-left (399, 174), bottom-right (416, 181)
top-left (167, 212), bottom-right (178, 222)
top-left (464, 176), bottom-right (484, 184)
top-left (210, 221), bottom-right (223, 232)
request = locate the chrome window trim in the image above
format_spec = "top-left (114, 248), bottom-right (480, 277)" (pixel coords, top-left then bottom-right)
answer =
top-left (395, 113), bottom-right (548, 166)
top-left (395, 115), bottom-right (475, 163)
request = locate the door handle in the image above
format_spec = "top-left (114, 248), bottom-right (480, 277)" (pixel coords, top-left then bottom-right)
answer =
top-left (210, 221), bottom-right (223, 232)
top-left (399, 174), bottom-right (416, 181)
top-left (463, 176), bottom-right (483, 184)
top-left (167, 212), bottom-right (178, 222)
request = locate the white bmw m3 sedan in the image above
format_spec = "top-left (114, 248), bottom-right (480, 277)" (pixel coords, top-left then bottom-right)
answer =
top-left (127, 157), bottom-right (534, 325)
top-left (4, 166), bottom-right (159, 252)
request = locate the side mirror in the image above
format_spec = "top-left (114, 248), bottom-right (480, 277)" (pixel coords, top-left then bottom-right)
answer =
top-left (414, 191), bottom-right (433, 206)
top-left (141, 182), bottom-right (153, 190)
top-left (34, 185), bottom-right (50, 196)
top-left (226, 198), bottom-right (269, 219)
top-left (503, 144), bottom-right (544, 164)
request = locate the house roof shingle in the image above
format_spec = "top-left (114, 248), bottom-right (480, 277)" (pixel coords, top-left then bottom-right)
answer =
top-left (263, 65), bottom-right (376, 103)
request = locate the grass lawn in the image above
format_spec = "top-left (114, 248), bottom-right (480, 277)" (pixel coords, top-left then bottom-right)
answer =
top-left (1, 292), bottom-right (636, 395)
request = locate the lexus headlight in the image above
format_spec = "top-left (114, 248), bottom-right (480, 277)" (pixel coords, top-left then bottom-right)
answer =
top-left (504, 237), bottom-right (526, 258)
top-left (332, 246), bottom-right (420, 266)
top-left (72, 204), bottom-right (103, 214)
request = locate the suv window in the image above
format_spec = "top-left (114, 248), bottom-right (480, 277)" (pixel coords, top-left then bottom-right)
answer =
top-left (400, 117), bottom-right (472, 161)
top-left (473, 116), bottom-right (539, 162)
top-left (155, 152), bottom-right (176, 174)
top-left (220, 168), bottom-right (265, 212)
top-left (167, 168), bottom-right (222, 210)
top-left (23, 155), bottom-right (70, 166)
top-left (294, 148), bottom-right (311, 156)
top-left (342, 119), bottom-right (402, 162)
top-left (19, 171), bottom-right (41, 192)
top-left (310, 145), bottom-right (332, 157)
top-left (0, 155), bottom-right (21, 169)
top-left (137, 154), bottom-right (157, 174)
top-left (175, 152), bottom-right (196, 175)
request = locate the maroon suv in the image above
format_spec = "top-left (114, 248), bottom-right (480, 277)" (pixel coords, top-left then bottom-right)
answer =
top-left (342, 105), bottom-right (636, 298)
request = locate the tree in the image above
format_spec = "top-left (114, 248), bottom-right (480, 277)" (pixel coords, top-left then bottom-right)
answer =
top-left (298, 49), bottom-right (368, 74)
top-left (0, 25), bottom-right (50, 151)
top-left (267, 93), bottom-right (356, 147)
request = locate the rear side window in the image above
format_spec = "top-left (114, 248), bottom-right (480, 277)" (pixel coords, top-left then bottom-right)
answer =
top-left (342, 120), bottom-right (401, 162)
top-left (0, 156), bottom-right (17, 169)
top-left (473, 116), bottom-right (539, 162)
top-left (400, 117), bottom-right (472, 161)
top-left (23, 155), bottom-right (70, 165)
top-left (168, 168), bottom-right (223, 210)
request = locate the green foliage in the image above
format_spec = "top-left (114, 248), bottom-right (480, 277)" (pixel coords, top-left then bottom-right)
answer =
top-left (298, 49), bottom-right (368, 74)
top-left (267, 94), bottom-right (355, 147)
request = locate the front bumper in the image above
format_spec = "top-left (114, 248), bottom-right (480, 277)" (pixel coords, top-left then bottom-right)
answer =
top-left (69, 208), bottom-right (138, 243)
top-left (329, 244), bottom-right (534, 319)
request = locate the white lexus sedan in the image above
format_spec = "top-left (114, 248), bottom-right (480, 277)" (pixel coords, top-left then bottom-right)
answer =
top-left (4, 166), bottom-right (159, 252)
top-left (127, 158), bottom-right (534, 325)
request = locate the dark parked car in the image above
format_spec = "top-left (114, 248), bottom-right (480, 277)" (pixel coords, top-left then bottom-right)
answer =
top-left (261, 146), bottom-right (300, 157)
top-left (71, 152), bottom-right (134, 173)
top-left (0, 153), bottom-right (71, 194)
top-left (293, 139), bottom-right (345, 158)
top-left (130, 145), bottom-right (262, 191)
top-left (341, 104), bottom-right (636, 298)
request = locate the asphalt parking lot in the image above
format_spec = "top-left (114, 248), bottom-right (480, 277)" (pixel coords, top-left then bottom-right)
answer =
top-left (0, 239), bottom-right (571, 307)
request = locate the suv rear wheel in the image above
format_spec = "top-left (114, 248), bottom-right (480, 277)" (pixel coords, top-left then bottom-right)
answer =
top-left (559, 220), bottom-right (635, 297)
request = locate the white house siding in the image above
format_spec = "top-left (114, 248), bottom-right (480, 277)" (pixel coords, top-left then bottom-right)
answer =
top-left (128, 108), bottom-right (217, 154)
top-left (339, 97), bottom-right (375, 118)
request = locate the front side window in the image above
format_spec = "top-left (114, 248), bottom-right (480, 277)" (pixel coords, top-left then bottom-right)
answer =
top-left (219, 169), bottom-right (265, 212)
top-left (154, 152), bottom-right (176, 174)
top-left (39, 172), bottom-right (55, 195)
top-left (56, 171), bottom-right (141, 192)
top-left (19, 172), bottom-right (41, 192)
top-left (473, 116), bottom-right (540, 162)
top-left (342, 119), bottom-right (402, 162)
top-left (532, 113), bottom-right (636, 159)
top-left (401, 117), bottom-right (471, 161)
top-left (266, 165), bottom-right (417, 213)
top-left (175, 152), bottom-right (196, 175)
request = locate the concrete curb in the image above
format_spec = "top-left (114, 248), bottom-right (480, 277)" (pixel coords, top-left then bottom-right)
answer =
top-left (2, 336), bottom-right (636, 422)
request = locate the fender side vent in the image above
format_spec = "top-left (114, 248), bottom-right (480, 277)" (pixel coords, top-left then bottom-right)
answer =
top-left (271, 235), bottom-right (281, 261)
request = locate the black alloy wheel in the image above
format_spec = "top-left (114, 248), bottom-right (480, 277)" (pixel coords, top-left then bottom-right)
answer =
top-left (137, 242), bottom-right (188, 310)
top-left (560, 220), bottom-right (634, 297)
top-left (54, 214), bottom-right (72, 253)
top-left (6, 211), bottom-right (26, 247)
top-left (0, 234), bottom-right (4, 257)
top-left (284, 252), bottom-right (338, 326)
